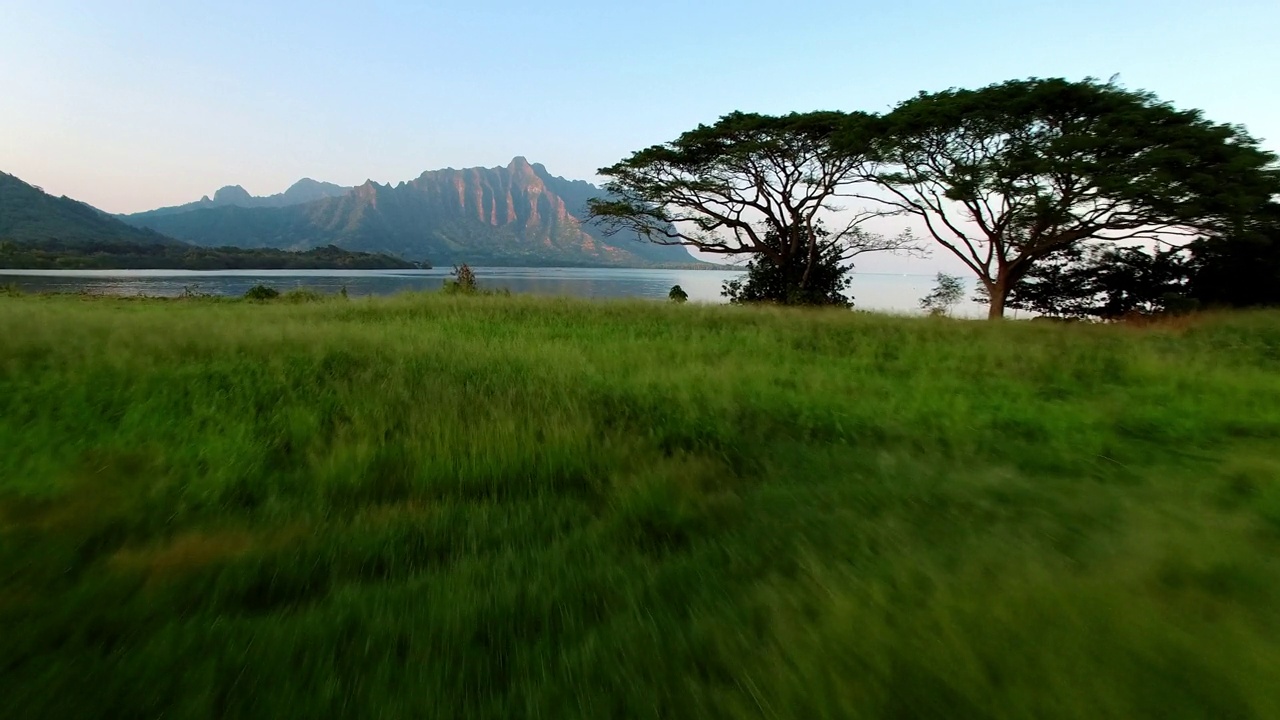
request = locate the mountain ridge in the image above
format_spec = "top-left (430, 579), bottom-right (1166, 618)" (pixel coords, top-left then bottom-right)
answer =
top-left (128, 178), bottom-right (354, 220)
top-left (0, 171), bottom-right (416, 270)
top-left (120, 158), bottom-right (698, 267)
top-left (1, 171), bottom-right (179, 246)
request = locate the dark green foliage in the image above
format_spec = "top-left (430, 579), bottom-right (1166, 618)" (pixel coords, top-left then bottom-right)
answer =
top-left (668, 284), bottom-right (688, 303)
top-left (1000, 224), bottom-right (1280, 319)
top-left (1187, 204), bottom-right (1280, 308)
top-left (868, 77), bottom-right (1280, 318)
top-left (997, 245), bottom-right (1193, 319)
top-left (0, 171), bottom-right (175, 246)
top-left (244, 284), bottom-right (280, 301)
top-left (281, 288), bottom-right (325, 303)
top-left (0, 239), bottom-right (418, 270)
top-left (721, 229), bottom-right (852, 307)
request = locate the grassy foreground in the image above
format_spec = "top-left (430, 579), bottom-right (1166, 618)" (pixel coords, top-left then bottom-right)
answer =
top-left (2, 293), bottom-right (1280, 719)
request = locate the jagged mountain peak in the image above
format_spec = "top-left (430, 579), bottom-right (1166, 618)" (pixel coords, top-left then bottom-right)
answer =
top-left (212, 185), bottom-right (252, 204)
top-left (120, 159), bottom-right (698, 268)
top-left (127, 178), bottom-right (353, 219)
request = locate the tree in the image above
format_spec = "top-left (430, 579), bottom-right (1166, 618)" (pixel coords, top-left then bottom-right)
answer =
top-left (722, 226), bottom-right (853, 307)
top-left (990, 244), bottom-right (1192, 319)
top-left (668, 285), bottom-right (689, 303)
top-left (588, 111), bottom-right (918, 304)
top-left (443, 263), bottom-right (478, 294)
top-left (862, 78), bottom-right (1280, 319)
top-left (919, 273), bottom-right (964, 316)
top-left (1186, 203), bottom-right (1280, 308)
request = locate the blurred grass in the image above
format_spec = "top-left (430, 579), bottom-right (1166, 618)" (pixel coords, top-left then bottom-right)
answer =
top-left (2, 292), bottom-right (1280, 718)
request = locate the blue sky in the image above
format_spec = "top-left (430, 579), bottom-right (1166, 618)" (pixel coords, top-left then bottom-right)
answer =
top-left (3, 0), bottom-right (1278, 220)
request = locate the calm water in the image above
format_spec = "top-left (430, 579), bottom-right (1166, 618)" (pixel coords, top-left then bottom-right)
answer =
top-left (0, 267), bottom-right (970, 314)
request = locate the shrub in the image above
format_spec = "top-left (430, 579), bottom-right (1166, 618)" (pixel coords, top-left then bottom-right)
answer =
top-left (282, 288), bottom-right (325, 303)
top-left (668, 285), bottom-right (689, 303)
top-left (443, 264), bottom-right (479, 294)
top-left (244, 284), bottom-right (280, 301)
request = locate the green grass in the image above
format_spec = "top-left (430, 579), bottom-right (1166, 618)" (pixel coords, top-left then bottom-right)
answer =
top-left (2, 292), bottom-right (1280, 719)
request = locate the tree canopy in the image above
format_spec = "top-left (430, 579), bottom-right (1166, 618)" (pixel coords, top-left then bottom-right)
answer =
top-left (588, 111), bottom-right (916, 302)
top-left (1187, 202), bottom-right (1280, 308)
top-left (860, 78), bottom-right (1280, 318)
top-left (991, 245), bottom-right (1192, 320)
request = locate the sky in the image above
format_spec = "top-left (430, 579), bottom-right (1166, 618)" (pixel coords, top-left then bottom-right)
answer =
top-left (2, 0), bottom-right (1279, 272)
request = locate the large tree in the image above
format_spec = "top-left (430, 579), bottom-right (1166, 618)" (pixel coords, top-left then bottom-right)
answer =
top-left (990, 245), bottom-right (1192, 320)
top-left (1187, 202), bottom-right (1280, 308)
top-left (587, 111), bottom-right (916, 302)
top-left (861, 78), bottom-right (1280, 319)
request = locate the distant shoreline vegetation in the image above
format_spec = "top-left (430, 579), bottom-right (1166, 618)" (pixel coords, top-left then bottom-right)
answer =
top-left (0, 240), bottom-right (423, 270)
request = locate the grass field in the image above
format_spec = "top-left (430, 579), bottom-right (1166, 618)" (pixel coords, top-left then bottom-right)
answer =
top-left (2, 291), bottom-right (1280, 719)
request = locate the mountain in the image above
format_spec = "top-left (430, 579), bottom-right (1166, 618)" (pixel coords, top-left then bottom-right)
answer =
top-left (121, 158), bottom-right (698, 267)
top-left (127, 178), bottom-right (353, 219)
top-left (0, 172), bottom-right (177, 246)
top-left (0, 171), bottom-right (415, 270)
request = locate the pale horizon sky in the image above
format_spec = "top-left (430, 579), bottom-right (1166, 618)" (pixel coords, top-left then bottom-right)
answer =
top-left (2, 0), bottom-right (1278, 273)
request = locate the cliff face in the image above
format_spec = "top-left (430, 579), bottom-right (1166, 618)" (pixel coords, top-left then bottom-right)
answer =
top-left (412, 158), bottom-right (572, 232)
top-left (122, 158), bottom-right (695, 267)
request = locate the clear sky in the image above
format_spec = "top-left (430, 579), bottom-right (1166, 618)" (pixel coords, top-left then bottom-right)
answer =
top-left (3, 0), bottom-right (1278, 220)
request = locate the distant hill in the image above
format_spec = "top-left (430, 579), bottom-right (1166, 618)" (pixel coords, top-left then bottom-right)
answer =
top-left (126, 178), bottom-right (353, 220)
top-left (0, 171), bottom-right (177, 246)
top-left (121, 158), bottom-right (699, 267)
top-left (0, 172), bottom-right (413, 270)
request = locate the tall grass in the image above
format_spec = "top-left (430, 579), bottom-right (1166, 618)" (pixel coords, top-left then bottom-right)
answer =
top-left (2, 292), bottom-right (1280, 718)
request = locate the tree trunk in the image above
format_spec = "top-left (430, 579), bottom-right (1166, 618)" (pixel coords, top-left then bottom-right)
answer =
top-left (987, 277), bottom-right (1008, 320)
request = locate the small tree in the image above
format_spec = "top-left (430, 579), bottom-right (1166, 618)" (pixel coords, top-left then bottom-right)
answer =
top-left (667, 285), bottom-right (689, 303)
top-left (443, 264), bottom-right (478, 294)
top-left (919, 273), bottom-right (964, 316)
top-left (722, 226), bottom-right (853, 307)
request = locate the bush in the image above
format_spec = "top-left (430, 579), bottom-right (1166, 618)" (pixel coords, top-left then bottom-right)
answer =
top-left (281, 288), bottom-right (325, 303)
top-left (668, 285), bottom-right (689, 303)
top-left (443, 264), bottom-right (479, 294)
top-left (244, 284), bottom-right (280, 301)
